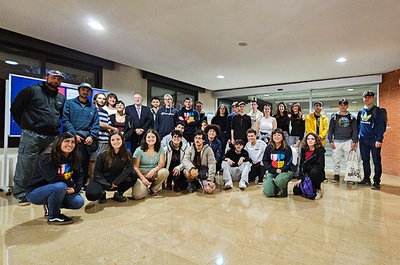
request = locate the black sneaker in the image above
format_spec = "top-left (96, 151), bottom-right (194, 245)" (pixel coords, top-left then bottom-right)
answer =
top-left (371, 183), bottom-right (381, 190)
top-left (331, 174), bottom-right (340, 183)
top-left (48, 214), bottom-right (74, 225)
top-left (186, 181), bottom-right (196, 193)
top-left (18, 196), bottom-right (31, 206)
top-left (44, 204), bottom-right (49, 217)
top-left (112, 192), bottom-right (127, 202)
top-left (98, 192), bottom-right (107, 204)
top-left (359, 179), bottom-right (371, 186)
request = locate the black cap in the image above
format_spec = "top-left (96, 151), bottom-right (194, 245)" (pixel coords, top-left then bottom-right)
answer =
top-left (362, 90), bottom-right (375, 97)
top-left (338, 98), bottom-right (348, 105)
top-left (314, 101), bottom-right (323, 106)
top-left (234, 139), bottom-right (245, 146)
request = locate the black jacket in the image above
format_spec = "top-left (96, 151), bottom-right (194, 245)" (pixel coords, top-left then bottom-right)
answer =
top-left (10, 82), bottom-right (65, 135)
top-left (298, 146), bottom-right (325, 179)
top-left (109, 114), bottom-right (134, 141)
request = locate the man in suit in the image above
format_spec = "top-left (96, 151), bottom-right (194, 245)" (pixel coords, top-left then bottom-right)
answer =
top-left (125, 93), bottom-right (153, 151)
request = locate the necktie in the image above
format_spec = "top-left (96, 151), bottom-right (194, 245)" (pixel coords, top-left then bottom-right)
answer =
top-left (137, 107), bottom-right (141, 119)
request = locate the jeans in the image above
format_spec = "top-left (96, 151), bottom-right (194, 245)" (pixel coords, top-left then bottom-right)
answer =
top-left (359, 137), bottom-right (382, 184)
top-left (26, 182), bottom-right (84, 218)
top-left (13, 129), bottom-right (56, 199)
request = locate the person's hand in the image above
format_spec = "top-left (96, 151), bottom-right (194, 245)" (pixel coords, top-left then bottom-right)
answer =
top-left (111, 183), bottom-right (117, 189)
top-left (350, 142), bottom-right (356, 151)
top-left (178, 116), bottom-right (184, 121)
top-left (276, 169), bottom-right (282, 174)
top-left (172, 167), bottom-right (180, 176)
top-left (66, 187), bottom-right (75, 194)
top-left (141, 177), bottom-right (151, 186)
top-left (226, 158), bottom-right (234, 166)
top-left (231, 139), bottom-right (235, 145)
top-left (76, 135), bottom-right (84, 143)
top-left (189, 168), bottom-right (199, 178)
top-left (295, 179), bottom-right (302, 187)
top-left (84, 136), bottom-right (93, 145)
top-left (295, 140), bottom-right (301, 147)
top-left (237, 157), bottom-right (245, 166)
top-left (375, 141), bottom-right (382, 148)
top-left (330, 142), bottom-right (336, 149)
top-left (146, 169), bottom-right (156, 179)
top-left (260, 161), bottom-right (264, 167)
top-left (136, 129), bottom-right (144, 135)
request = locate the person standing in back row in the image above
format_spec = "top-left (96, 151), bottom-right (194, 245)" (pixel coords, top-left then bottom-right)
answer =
top-left (231, 102), bottom-right (252, 144)
top-left (305, 101), bottom-right (329, 146)
top-left (357, 90), bottom-right (385, 190)
top-left (328, 99), bottom-right (358, 183)
top-left (11, 70), bottom-right (66, 206)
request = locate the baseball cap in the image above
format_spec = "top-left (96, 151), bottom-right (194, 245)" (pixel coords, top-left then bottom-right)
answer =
top-left (78, 82), bottom-right (93, 90)
top-left (238, 101), bottom-right (246, 106)
top-left (47, 70), bottom-right (65, 79)
top-left (362, 90), bottom-right (375, 97)
top-left (314, 101), bottom-right (324, 106)
top-left (164, 93), bottom-right (173, 100)
top-left (234, 139), bottom-right (244, 146)
top-left (231, 101), bottom-right (239, 107)
top-left (338, 98), bottom-right (348, 105)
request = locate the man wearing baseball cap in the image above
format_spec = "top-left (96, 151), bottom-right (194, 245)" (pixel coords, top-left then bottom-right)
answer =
top-left (305, 101), bottom-right (329, 146)
top-left (357, 90), bottom-right (385, 190)
top-left (11, 70), bottom-right (66, 205)
top-left (231, 102), bottom-right (252, 144)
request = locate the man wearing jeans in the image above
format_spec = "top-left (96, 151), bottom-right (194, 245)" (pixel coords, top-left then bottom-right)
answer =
top-left (357, 90), bottom-right (385, 190)
top-left (328, 99), bottom-right (358, 183)
top-left (11, 70), bottom-right (66, 205)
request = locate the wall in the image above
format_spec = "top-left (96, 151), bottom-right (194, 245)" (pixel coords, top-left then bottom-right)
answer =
top-left (102, 63), bottom-right (148, 106)
top-left (198, 89), bottom-right (216, 122)
top-left (379, 69), bottom-right (400, 176)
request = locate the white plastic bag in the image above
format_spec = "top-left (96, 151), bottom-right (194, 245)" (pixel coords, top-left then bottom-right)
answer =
top-left (344, 150), bottom-right (361, 182)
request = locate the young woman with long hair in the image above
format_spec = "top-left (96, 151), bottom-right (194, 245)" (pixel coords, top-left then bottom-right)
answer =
top-left (86, 131), bottom-right (137, 203)
top-left (274, 102), bottom-right (290, 140)
top-left (211, 104), bottom-right (229, 152)
top-left (26, 132), bottom-right (84, 225)
top-left (256, 104), bottom-right (277, 143)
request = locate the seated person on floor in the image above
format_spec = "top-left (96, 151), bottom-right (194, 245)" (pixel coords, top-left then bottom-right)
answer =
top-left (244, 128), bottom-right (268, 184)
top-left (164, 129), bottom-right (189, 191)
top-left (182, 130), bottom-right (217, 193)
top-left (222, 139), bottom-right (251, 190)
top-left (86, 131), bottom-right (138, 204)
top-left (161, 121), bottom-right (187, 149)
top-left (263, 129), bottom-right (293, 198)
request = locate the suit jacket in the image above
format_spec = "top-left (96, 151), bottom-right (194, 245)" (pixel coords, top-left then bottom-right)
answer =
top-left (125, 104), bottom-right (153, 135)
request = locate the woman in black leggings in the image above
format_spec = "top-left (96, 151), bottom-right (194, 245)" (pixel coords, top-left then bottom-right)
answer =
top-left (293, 132), bottom-right (325, 200)
top-left (86, 132), bottom-right (137, 203)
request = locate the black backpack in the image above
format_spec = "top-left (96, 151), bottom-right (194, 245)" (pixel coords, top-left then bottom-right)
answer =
top-left (373, 107), bottom-right (388, 133)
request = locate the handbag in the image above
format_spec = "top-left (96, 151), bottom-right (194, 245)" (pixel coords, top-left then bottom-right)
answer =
top-left (344, 150), bottom-right (361, 182)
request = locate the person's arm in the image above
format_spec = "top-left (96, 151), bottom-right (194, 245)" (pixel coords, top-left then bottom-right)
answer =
top-left (262, 147), bottom-right (276, 173)
top-left (375, 107), bottom-right (385, 144)
top-left (142, 108), bottom-right (153, 131)
top-left (350, 115), bottom-right (358, 147)
top-left (272, 117), bottom-right (277, 131)
top-left (89, 108), bottom-right (100, 140)
top-left (280, 147), bottom-right (293, 172)
top-left (93, 152), bottom-right (112, 189)
top-left (71, 165), bottom-right (83, 193)
top-left (182, 147), bottom-right (195, 171)
top-left (10, 86), bottom-right (31, 126)
top-left (205, 147), bottom-right (217, 182)
top-left (36, 154), bottom-right (72, 186)
top-left (305, 115), bottom-right (315, 135)
top-left (146, 152), bottom-right (166, 179)
top-left (328, 114), bottom-right (335, 149)
top-left (62, 100), bottom-right (76, 133)
top-left (113, 157), bottom-right (134, 186)
top-left (133, 156), bottom-right (151, 186)
top-left (320, 116), bottom-right (329, 142)
top-left (299, 115), bottom-right (305, 141)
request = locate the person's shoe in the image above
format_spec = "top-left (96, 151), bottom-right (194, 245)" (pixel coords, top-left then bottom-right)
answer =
top-left (224, 183), bottom-right (233, 190)
top-left (315, 189), bottom-right (323, 200)
top-left (18, 196), bottom-right (30, 206)
top-left (331, 174), bottom-right (340, 183)
top-left (44, 204), bottom-right (49, 217)
top-left (239, 180), bottom-right (247, 190)
top-left (278, 188), bottom-right (288, 197)
top-left (172, 185), bottom-right (181, 192)
top-left (48, 214), bottom-right (74, 225)
top-left (323, 177), bottom-right (328, 183)
top-left (149, 190), bottom-right (158, 196)
top-left (186, 181), bottom-right (196, 193)
top-left (359, 178), bottom-right (371, 186)
top-left (112, 192), bottom-right (127, 202)
top-left (98, 192), bottom-right (107, 204)
top-left (371, 183), bottom-right (381, 190)
top-left (165, 180), bottom-right (172, 190)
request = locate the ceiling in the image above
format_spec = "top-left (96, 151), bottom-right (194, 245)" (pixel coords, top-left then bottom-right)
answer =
top-left (1, 1), bottom-right (400, 91)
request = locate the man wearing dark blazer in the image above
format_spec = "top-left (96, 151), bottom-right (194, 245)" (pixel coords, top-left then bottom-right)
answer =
top-left (125, 93), bottom-right (153, 151)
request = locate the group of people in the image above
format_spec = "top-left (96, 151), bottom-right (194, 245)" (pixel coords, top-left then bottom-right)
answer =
top-left (10, 69), bottom-right (385, 225)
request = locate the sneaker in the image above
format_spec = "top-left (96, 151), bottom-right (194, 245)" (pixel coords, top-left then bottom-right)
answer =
top-left (223, 183), bottom-right (233, 190)
top-left (359, 178), bottom-right (371, 186)
top-left (371, 183), bottom-right (381, 190)
top-left (315, 189), bottom-right (323, 200)
top-left (98, 192), bottom-right (107, 204)
top-left (239, 180), bottom-right (247, 190)
top-left (112, 192), bottom-right (127, 202)
top-left (277, 188), bottom-right (288, 197)
top-left (149, 190), bottom-right (158, 196)
top-left (48, 214), bottom-right (74, 225)
top-left (186, 181), bottom-right (196, 193)
top-left (323, 177), bottom-right (328, 183)
top-left (331, 174), bottom-right (340, 183)
top-left (18, 196), bottom-right (31, 206)
top-left (44, 204), bottom-right (49, 217)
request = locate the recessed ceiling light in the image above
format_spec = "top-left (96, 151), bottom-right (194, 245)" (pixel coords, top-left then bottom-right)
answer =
top-left (238, 42), bottom-right (248, 46)
top-left (336, 57), bottom-right (347, 63)
top-left (352, 101), bottom-right (357, 104)
top-left (5, 60), bottom-right (18, 65)
top-left (217, 75), bottom-right (224, 79)
top-left (347, 88), bottom-right (354, 91)
top-left (87, 20), bottom-right (104, 30)
top-left (263, 94), bottom-right (269, 97)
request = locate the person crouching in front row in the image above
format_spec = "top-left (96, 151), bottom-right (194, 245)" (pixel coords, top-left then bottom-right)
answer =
top-left (86, 131), bottom-right (138, 204)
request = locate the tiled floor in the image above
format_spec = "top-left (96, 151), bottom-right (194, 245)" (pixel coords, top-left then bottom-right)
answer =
top-left (1, 171), bottom-right (399, 265)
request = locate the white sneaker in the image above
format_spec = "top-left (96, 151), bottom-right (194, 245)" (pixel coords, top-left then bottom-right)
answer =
top-left (239, 180), bottom-right (247, 189)
top-left (224, 181), bottom-right (233, 190)
top-left (315, 189), bottom-right (323, 200)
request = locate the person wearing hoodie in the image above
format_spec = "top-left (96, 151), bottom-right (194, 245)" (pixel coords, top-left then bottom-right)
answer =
top-left (164, 130), bottom-right (189, 191)
top-left (176, 97), bottom-right (200, 143)
top-left (155, 94), bottom-right (178, 138)
top-left (293, 132), bottom-right (326, 200)
top-left (263, 129), bottom-right (293, 198)
top-left (327, 99), bottom-right (358, 183)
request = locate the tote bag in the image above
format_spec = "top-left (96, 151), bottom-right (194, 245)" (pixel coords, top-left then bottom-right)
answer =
top-left (344, 150), bottom-right (361, 182)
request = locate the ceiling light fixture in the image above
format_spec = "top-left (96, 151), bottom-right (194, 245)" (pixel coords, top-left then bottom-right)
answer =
top-left (336, 57), bottom-right (347, 63)
top-left (87, 20), bottom-right (104, 30)
top-left (217, 75), bottom-right (224, 79)
top-left (352, 101), bottom-right (357, 104)
top-left (5, 60), bottom-right (18, 65)
top-left (347, 88), bottom-right (354, 91)
top-left (238, 42), bottom-right (247, 46)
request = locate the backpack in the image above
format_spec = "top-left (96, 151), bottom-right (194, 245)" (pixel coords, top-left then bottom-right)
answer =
top-left (372, 107), bottom-right (388, 133)
top-left (300, 176), bottom-right (316, 200)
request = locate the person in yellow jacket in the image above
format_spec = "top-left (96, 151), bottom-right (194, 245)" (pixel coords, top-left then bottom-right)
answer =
top-left (305, 101), bottom-right (329, 146)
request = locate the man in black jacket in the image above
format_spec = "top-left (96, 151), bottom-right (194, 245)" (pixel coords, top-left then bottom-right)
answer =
top-left (11, 70), bottom-right (66, 205)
